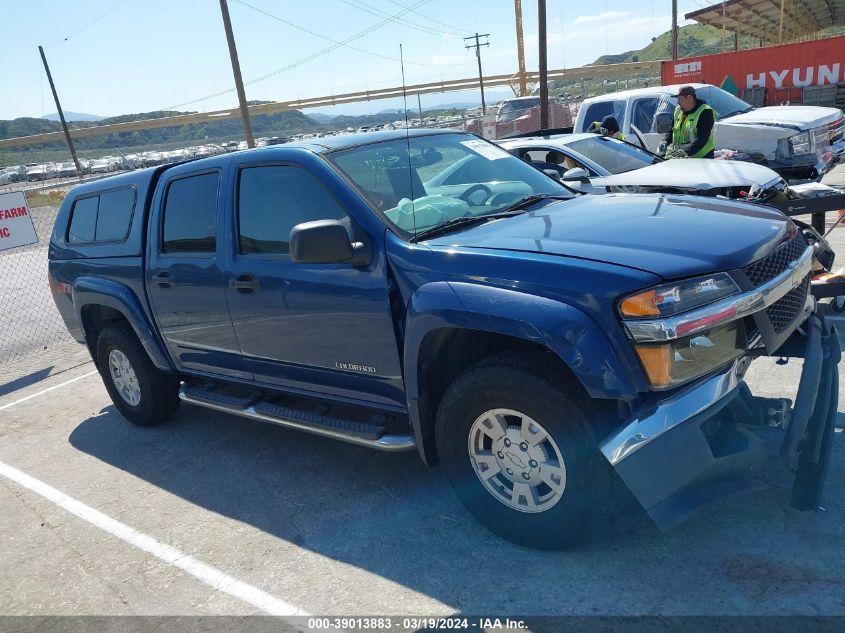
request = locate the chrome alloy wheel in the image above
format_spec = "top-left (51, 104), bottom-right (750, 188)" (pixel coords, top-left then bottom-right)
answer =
top-left (108, 349), bottom-right (141, 407)
top-left (468, 408), bottom-right (566, 513)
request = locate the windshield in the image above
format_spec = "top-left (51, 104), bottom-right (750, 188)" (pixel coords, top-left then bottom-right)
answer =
top-left (498, 98), bottom-right (541, 122)
top-left (565, 136), bottom-right (661, 174)
top-left (698, 86), bottom-right (753, 118)
top-left (329, 133), bottom-right (573, 238)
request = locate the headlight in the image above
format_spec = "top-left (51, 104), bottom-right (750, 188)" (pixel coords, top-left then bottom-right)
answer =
top-left (634, 320), bottom-right (746, 389)
top-left (619, 273), bottom-right (740, 318)
top-left (788, 131), bottom-right (812, 155)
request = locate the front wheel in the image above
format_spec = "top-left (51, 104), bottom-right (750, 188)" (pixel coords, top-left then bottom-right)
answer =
top-left (96, 322), bottom-right (180, 426)
top-left (435, 353), bottom-right (615, 549)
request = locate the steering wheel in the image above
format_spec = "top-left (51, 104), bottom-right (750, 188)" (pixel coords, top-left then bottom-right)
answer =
top-left (459, 184), bottom-right (494, 206)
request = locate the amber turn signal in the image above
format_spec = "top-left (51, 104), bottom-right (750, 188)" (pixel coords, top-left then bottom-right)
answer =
top-left (620, 290), bottom-right (660, 317)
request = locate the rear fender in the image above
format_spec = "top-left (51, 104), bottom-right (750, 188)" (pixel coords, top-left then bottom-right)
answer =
top-left (72, 277), bottom-right (173, 371)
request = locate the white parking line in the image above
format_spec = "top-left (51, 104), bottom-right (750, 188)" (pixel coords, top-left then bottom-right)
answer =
top-left (0, 459), bottom-right (310, 617)
top-left (0, 370), bottom-right (98, 411)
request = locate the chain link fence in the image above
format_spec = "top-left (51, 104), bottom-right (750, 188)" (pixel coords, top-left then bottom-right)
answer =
top-left (0, 197), bottom-right (86, 391)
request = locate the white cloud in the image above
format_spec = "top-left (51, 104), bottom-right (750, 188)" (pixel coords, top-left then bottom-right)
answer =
top-left (573, 11), bottom-right (629, 25)
top-left (560, 16), bottom-right (671, 43)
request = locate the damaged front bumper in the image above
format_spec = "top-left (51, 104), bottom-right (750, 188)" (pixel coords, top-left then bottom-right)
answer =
top-left (600, 314), bottom-right (840, 531)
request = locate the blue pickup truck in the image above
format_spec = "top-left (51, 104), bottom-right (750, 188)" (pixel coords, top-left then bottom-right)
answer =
top-left (48, 130), bottom-right (839, 549)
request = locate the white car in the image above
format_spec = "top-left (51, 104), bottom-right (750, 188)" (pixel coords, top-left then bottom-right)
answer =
top-left (25, 163), bottom-right (58, 181)
top-left (500, 133), bottom-right (845, 214)
top-left (573, 83), bottom-right (845, 182)
top-left (89, 159), bottom-right (114, 174)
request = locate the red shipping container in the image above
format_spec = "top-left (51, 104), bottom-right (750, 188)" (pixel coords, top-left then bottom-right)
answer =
top-left (661, 35), bottom-right (845, 106)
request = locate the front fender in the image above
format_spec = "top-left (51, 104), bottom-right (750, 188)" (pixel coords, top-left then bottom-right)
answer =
top-left (72, 277), bottom-right (173, 371)
top-left (404, 281), bottom-right (638, 462)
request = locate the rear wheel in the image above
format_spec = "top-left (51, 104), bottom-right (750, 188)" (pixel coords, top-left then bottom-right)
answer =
top-left (96, 322), bottom-right (180, 426)
top-left (435, 353), bottom-right (615, 549)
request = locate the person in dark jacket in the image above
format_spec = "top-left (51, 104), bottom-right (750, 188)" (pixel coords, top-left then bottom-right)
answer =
top-left (589, 116), bottom-right (625, 140)
top-left (660, 85), bottom-right (716, 158)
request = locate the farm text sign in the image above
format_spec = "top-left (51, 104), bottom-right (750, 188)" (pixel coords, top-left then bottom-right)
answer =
top-left (0, 191), bottom-right (38, 251)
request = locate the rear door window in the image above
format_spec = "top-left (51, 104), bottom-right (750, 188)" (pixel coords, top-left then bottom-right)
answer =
top-left (162, 172), bottom-right (219, 254)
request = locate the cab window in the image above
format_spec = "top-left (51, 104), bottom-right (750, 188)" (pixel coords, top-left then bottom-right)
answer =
top-left (237, 165), bottom-right (348, 255)
top-left (162, 172), bottom-right (219, 254)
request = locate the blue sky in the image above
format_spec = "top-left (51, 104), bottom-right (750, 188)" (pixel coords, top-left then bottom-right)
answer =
top-left (2, 0), bottom-right (703, 120)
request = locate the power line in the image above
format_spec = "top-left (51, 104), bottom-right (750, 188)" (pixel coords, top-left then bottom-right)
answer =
top-left (44, 0), bottom-right (131, 47)
top-left (166, 0), bottom-right (450, 110)
top-left (340, 0), bottom-right (465, 38)
top-left (234, 0), bottom-right (468, 66)
top-left (385, 0), bottom-right (474, 35)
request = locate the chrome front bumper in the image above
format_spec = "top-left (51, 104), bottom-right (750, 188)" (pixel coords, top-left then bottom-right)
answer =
top-left (601, 313), bottom-right (840, 531)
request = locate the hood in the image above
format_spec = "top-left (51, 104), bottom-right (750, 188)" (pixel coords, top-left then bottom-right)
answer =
top-left (427, 194), bottom-right (792, 280)
top-left (592, 159), bottom-right (781, 190)
top-left (720, 105), bottom-right (842, 130)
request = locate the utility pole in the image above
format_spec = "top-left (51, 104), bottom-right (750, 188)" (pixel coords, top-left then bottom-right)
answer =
top-left (514, 0), bottom-right (527, 96)
top-left (417, 93), bottom-right (423, 121)
top-left (538, 0), bottom-right (549, 129)
top-left (671, 0), bottom-right (679, 60)
top-left (219, 0), bottom-right (255, 148)
top-left (38, 46), bottom-right (83, 178)
top-left (464, 33), bottom-right (490, 115)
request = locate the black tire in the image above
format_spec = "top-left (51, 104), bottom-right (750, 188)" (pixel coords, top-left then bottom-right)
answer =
top-left (96, 322), bottom-right (180, 426)
top-left (435, 352), bottom-right (616, 550)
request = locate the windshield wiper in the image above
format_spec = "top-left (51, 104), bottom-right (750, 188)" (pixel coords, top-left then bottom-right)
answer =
top-left (411, 215), bottom-right (496, 242)
top-left (411, 194), bottom-right (570, 242)
top-left (720, 106), bottom-right (754, 120)
top-left (496, 193), bottom-right (572, 214)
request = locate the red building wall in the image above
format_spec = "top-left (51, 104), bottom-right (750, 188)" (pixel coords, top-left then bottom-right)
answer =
top-left (661, 35), bottom-right (845, 105)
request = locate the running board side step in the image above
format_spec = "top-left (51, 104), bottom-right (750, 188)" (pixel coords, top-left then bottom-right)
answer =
top-left (178, 385), bottom-right (416, 452)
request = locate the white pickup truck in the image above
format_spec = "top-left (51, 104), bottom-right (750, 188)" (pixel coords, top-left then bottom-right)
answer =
top-left (573, 83), bottom-right (845, 182)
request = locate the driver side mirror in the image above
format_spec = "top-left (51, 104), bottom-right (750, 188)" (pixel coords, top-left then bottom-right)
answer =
top-left (562, 167), bottom-right (590, 183)
top-left (653, 111), bottom-right (674, 134)
top-left (290, 220), bottom-right (371, 266)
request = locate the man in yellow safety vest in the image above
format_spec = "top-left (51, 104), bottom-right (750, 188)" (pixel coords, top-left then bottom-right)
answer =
top-left (660, 85), bottom-right (717, 159)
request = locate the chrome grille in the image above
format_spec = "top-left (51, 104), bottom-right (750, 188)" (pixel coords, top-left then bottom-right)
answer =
top-left (766, 275), bottom-right (810, 334)
top-left (744, 231), bottom-right (807, 287)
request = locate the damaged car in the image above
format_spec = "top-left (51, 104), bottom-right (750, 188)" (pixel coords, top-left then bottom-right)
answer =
top-left (50, 129), bottom-right (840, 549)
top-left (500, 133), bottom-right (845, 211)
top-left (573, 83), bottom-right (845, 181)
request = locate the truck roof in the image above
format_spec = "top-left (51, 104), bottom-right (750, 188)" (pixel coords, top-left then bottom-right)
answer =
top-left (68, 164), bottom-right (172, 200)
top-left (581, 82), bottom-right (711, 103)
top-left (279, 127), bottom-right (457, 153)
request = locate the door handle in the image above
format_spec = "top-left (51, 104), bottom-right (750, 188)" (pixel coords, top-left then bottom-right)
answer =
top-left (152, 272), bottom-right (173, 288)
top-left (229, 274), bottom-right (260, 292)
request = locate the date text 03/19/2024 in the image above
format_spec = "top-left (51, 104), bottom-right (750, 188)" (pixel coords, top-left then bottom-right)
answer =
top-left (306, 617), bottom-right (528, 630)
